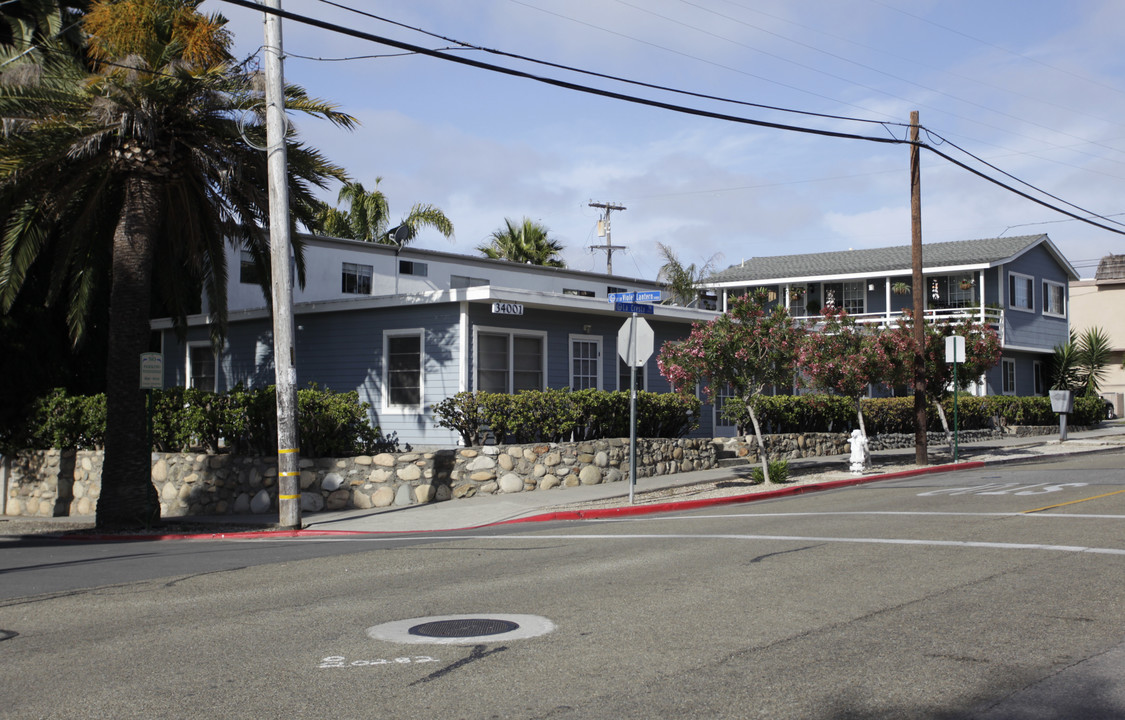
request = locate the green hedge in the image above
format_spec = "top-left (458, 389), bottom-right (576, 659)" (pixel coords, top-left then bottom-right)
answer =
top-left (10, 385), bottom-right (394, 457)
top-left (431, 389), bottom-right (702, 446)
top-left (720, 394), bottom-right (1105, 435)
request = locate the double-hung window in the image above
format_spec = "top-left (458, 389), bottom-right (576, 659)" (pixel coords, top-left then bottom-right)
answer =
top-left (1008, 272), bottom-right (1034, 312)
top-left (618, 357), bottom-right (647, 392)
top-left (187, 343), bottom-right (217, 392)
top-left (476, 329), bottom-right (545, 393)
top-left (239, 250), bottom-right (259, 285)
top-left (1043, 280), bottom-right (1066, 317)
top-left (385, 330), bottom-right (423, 408)
top-left (1002, 358), bottom-right (1016, 395)
top-left (342, 262), bottom-right (373, 295)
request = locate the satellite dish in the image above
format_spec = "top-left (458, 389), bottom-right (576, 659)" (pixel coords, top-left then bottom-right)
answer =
top-left (390, 224), bottom-right (415, 246)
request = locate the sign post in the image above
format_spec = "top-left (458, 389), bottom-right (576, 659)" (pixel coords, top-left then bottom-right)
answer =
top-left (944, 336), bottom-right (965, 462)
top-left (617, 314), bottom-right (654, 503)
top-left (139, 353), bottom-right (163, 453)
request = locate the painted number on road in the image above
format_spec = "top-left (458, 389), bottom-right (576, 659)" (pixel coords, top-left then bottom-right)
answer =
top-left (318, 655), bottom-right (438, 669)
top-left (918, 482), bottom-right (1088, 497)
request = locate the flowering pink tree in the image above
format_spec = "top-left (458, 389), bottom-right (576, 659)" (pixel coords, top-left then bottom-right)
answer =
top-left (873, 311), bottom-right (1002, 442)
top-left (658, 288), bottom-right (804, 482)
top-left (798, 308), bottom-right (884, 437)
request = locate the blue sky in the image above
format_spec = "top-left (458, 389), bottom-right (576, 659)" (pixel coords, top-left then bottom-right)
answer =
top-left (206, 0), bottom-right (1125, 280)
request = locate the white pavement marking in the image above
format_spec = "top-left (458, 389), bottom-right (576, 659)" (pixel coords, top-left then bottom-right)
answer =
top-left (290, 533), bottom-right (1125, 556)
top-left (600, 511), bottom-right (1125, 521)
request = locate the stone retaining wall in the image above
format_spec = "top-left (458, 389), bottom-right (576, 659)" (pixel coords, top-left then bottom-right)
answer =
top-left (2, 437), bottom-right (717, 518)
top-left (3, 425), bottom-right (1078, 519)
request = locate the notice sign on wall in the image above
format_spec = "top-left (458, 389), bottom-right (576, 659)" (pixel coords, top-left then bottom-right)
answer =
top-left (139, 352), bottom-right (163, 389)
top-left (492, 302), bottom-right (524, 315)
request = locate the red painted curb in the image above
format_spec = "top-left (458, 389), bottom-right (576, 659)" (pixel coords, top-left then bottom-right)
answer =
top-left (55, 460), bottom-right (986, 541)
top-left (496, 460), bottom-right (987, 524)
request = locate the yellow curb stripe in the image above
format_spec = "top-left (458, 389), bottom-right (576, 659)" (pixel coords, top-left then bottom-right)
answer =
top-left (1022, 487), bottom-right (1125, 514)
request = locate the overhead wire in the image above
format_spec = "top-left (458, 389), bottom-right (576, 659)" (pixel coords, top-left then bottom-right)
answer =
top-left (217, 0), bottom-right (1125, 238)
top-left (314, 0), bottom-right (906, 130)
top-left (217, 0), bottom-right (907, 146)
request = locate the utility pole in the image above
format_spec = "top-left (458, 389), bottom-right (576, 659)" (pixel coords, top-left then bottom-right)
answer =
top-left (588, 201), bottom-right (626, 275)
top-left (910, 110), bottom-right (928, 466)
top-left (263, 0), bottom-right (301, 528)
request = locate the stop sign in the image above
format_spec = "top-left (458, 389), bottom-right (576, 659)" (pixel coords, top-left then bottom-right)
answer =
top-left (618, 316), bottom-right (654, 367)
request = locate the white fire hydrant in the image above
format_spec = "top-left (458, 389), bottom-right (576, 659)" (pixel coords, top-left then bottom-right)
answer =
top-left (848, 429), bottom-right (869, 474)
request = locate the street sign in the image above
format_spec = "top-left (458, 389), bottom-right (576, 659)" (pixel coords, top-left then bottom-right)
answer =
top-left (608, 290), bottom-right (661, 303)
top-left (945, 335), bottom-right (965, 363)
top-left (492, 302), bottom-right (524, 315)
top-left (617, 316), bottom-right (654, 367)
top-left (614, 301), bottom-right (654, 315)
top-left (139, 352), bottom-right (163, 390)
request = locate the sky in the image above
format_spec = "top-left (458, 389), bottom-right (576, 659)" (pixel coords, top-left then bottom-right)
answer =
top-left (203, 0), bottom-right (1125, 281)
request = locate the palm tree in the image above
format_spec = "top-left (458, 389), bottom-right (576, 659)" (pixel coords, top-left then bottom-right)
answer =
top-left (308, 178), bottom-right (453, 245)
top-left (656, 242), bottom-right (720, 307)
top-left (0, 0), bottom-right (355, 528)
top-left (478, 217), bottom-right (565, 267)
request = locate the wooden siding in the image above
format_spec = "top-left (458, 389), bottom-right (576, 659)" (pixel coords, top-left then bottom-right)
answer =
top-left (1001, 244), bottom-right (1069, 352)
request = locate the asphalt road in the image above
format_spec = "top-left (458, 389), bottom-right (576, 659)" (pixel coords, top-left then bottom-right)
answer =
top-left (3, 451), bottom-right (1125, 719)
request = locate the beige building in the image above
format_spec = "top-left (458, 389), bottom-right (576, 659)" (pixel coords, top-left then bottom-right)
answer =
top-left (1070, 255), bottom-right (1125, 416)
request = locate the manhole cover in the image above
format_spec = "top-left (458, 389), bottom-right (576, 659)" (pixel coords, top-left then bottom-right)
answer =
top-left (409, 618), bottom-right (520, 638)
top-left (367, 613), bottom-right (555, 645)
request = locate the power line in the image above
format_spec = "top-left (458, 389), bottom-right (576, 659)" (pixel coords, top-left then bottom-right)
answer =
top-left (315, 0), bottom-right (905, 130)
top-left (217, 0), bottom-right (907, 145)
top-left (217, 0), bottom-right (1125, 238)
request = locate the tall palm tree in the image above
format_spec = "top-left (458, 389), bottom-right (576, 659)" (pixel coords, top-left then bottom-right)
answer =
top-left (0, 0), bottom-right (355, 528)
top-left (478, 217), bottom-right (565, 267)
top-left (656, 242), bottom-right (720, 307)
top-left (308, 177), bottom-right (453, 245)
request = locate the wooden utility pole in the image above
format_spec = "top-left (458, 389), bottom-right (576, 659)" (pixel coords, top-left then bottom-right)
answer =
top-left (588, 201), bottom-right (626, 274)
top-left (264, 0), bottom-right (301, 528)
top-left (910, 111), bottom-right (927, 466)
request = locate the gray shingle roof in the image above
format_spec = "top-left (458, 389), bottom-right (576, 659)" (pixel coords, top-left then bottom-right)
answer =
top-left (707, 234), bottom-right (1053, 284)
top-left (1095, 254), bottom-right (1125, 282)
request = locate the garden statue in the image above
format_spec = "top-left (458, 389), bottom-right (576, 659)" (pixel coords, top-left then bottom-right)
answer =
top-left (848, 429), bottom-right (869, 474)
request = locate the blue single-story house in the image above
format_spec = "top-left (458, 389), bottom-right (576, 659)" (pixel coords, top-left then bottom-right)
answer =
top-left (152, 233), bottom-right (1077, 447)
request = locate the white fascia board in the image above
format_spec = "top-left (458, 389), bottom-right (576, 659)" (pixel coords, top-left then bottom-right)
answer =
top-left (1002, 344), bottom-right (1055, 355)
top-left (704, 264), bottom-right (991, 288)
top-left (155, 285), bottom-right (717, 329)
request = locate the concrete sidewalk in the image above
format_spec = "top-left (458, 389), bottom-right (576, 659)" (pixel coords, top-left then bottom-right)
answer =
top-left (4, 423), bottom-right (1123, 539)
top-left (294, 423), bottom-right (1125, 534)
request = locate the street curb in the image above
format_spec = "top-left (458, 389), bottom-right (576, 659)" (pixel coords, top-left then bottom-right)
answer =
top-left (497, 460), bottom-right (987, 524)
top-left (54, 459), bottom-right (986, 541)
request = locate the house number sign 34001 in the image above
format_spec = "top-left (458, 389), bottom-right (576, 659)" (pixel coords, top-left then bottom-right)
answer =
top-left (491, 302), bottom-right (524, 315)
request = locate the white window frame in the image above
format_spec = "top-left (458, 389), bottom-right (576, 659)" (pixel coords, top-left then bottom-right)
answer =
top-left (342, 262), bottom-right (373, 295)
top-left (186, 341), bottom-right (218, 392)
top-left (842, 281), bottom-right (865, 315)
top-left (473, 325), bottom-right (547, 394)
top-left (1008, 272), bottom-right (1034, 313)
top-left (1043, 280), bottom-right (1066, 318)
top-left (713, 383), bottom-right (738, 429)
top-left (568, 334), bottom-right (602, 390)
top-left (1002, 358), bottom-right (1016, 395)
top-left (383, 329), bottom-right (424, 411)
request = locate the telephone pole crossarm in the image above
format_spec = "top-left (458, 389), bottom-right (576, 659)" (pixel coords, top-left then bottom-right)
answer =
top-left (588, 201), bottom-right (626, 275)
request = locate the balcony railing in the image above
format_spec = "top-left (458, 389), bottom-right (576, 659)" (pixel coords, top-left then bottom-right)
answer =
top-left (793, 306), bottom-right (1006, 342)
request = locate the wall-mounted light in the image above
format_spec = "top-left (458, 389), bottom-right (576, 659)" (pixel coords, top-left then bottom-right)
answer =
top-left (868, 283), bottom-right (876, 291)
top-left (583, 324), bottom-right (592, 334)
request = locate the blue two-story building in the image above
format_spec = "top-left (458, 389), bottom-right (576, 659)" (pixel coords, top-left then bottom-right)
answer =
top-left (703, 234), bottom-right (1077, 397)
